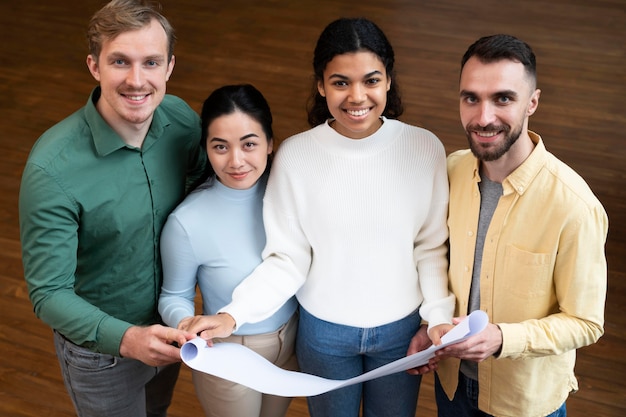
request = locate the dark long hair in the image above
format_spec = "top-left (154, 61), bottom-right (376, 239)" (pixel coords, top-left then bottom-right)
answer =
top-left (196, 84), bottom-right (274, 187)
top-left (306, 17), bottom-right (403, 127)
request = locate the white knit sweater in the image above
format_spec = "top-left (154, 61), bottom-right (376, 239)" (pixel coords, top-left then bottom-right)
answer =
top-left (223, 118), bottom-right (454, 329)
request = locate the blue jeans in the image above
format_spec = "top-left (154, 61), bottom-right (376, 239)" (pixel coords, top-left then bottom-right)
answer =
top-left (296, 307), bottom-right (422, 417)
top-left (53, 331), bottom-right (180, 417)
top-left (435, 371), bottom-right (567, 417)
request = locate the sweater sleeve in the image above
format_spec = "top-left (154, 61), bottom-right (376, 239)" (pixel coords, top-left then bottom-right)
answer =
top-left (221, 147), bottom-right (308, 327)
top-left (158, 214), bottom-right (198, 327)
top-left (415, 137), bottom-right (455, 327)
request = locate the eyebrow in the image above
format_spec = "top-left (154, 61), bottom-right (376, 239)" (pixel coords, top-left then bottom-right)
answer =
top-left (106, 52), bottom-right (166, 63)
top-left (208, 133), bottom-right (260, 143)
top-left (460, 89), bottom-right (519, 99)
top-left (328, 70), bottom-right (384, 80)
top-left (240, 133), bottom-right (260, 140)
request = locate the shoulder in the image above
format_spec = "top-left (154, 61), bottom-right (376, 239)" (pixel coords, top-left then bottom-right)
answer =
top-left (390, 120), bottom-right (446, 161)
top-left (161, 94), bottom-right (194, 111)
top-left (281, 125), bottom-right (323, 148)
top-left (164, 188), bottom-right (217, 234)
top-left (26, 108), bottom-right (90, 169)
top-left (390, 119), bottom-right (444, 148)
top-left (172, 186), bottom-right (215, 216)
top-left (159, 94), bottom-right (200, 124)
top-left (543, 152), bottom-right (605, 211)
top-left (447, 149), bottom-right (474, 170)
top-left (274, 126), bottom-right (322, 161)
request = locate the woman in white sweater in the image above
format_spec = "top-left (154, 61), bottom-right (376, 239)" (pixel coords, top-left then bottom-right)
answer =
top-left (182, 19), bottom-right (455, 417)
top-left (158, 84), bottom-right (298, 417)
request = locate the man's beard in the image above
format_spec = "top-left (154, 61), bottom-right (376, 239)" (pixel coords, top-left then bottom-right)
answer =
top-left (466, 123), bottom-right (522, 162)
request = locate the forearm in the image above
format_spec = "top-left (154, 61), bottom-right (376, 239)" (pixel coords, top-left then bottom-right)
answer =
top-left (158, 294), bottom-right (195, 328)
top-left (222, 253), bottom-right (304, 328)
top-left (221, 185), bottom-right (309, 328)
top-left (414, 177), bottom-right (453, 328)
top-left (499, 207), bottom-right (607, 359)
top-left (498, 311), bottom-right (604, 359)
top-left (33, 287), bottom-right (131, 355)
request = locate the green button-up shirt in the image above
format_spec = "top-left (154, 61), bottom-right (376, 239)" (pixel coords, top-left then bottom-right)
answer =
top-left (19, 87), bottom-right (206, 356)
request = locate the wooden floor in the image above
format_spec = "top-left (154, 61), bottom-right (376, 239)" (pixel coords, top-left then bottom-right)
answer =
top-left (1, 0), bottom-right (624, 416)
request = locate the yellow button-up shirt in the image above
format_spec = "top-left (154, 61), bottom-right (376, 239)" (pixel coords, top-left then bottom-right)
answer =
top-left (438, 132), bottom-right (608, 417)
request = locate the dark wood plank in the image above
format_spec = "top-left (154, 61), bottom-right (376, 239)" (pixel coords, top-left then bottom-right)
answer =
top-left (1, 1), bottom-right (623, 416)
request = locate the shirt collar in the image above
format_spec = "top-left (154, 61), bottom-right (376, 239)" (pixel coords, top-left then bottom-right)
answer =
top-left (470, 131), bottom-right (546, 196)
top-left (504, 131), bottom-right (546, 195)
top-left (85, 87), bottom-right (170, 156)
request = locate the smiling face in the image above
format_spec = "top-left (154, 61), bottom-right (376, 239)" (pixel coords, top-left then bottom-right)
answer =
top-left (459, 56), bottom-right (540, 161)
top-left (86, 18), bottom-right (174, 131)
top-left (317, 51), bottom-right (391, 139)
top-left (206, 110), bottom-right (273, 190)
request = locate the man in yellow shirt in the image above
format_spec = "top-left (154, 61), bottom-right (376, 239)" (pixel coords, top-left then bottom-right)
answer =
top-left (434, 34), bottom-right (608, 417)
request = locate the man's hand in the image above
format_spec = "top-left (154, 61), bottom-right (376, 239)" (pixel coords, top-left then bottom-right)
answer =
top-left (119, 325), bottom-right (195, 367)
top-left (406, 324), bottom-right (438, 375)
top-left (435, 320), bottom-right (503, 362)
top-left (177, 313), bottom-right (236, 346)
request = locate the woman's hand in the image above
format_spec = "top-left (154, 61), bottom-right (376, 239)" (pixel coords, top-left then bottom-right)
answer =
top-left (177, 313), bottom-right (237, 346)
top-left (428, 322), bottom-right (455, 346)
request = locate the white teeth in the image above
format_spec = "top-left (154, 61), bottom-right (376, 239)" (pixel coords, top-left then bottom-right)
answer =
top-left (127, 95), bottom-right (146, 101)
top-left (347, 109), bottom-right (369, 116)
top-left (477, 131), bottom-right (498, 137)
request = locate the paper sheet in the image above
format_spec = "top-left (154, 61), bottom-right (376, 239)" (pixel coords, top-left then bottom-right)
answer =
top-left (180, 310), bottom-right (488, 397)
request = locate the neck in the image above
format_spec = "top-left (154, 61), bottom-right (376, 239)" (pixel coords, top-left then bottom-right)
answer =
top-left (481, 133), bottom-right (535, 183)
top-left (94, 97), bottom-right (152, 148)
top-left (110, 118), bottom-right (152, 148)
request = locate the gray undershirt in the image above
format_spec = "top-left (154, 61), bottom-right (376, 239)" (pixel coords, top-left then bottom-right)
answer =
top-left (460, 170), bottom-right (503, 381)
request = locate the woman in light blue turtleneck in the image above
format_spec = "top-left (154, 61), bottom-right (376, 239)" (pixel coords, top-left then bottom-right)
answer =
top-left (158, 84), bottom-right (298, 417)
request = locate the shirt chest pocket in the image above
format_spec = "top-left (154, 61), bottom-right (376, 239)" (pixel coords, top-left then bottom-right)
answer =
top-left (503, 245), bottom-right (553, 298)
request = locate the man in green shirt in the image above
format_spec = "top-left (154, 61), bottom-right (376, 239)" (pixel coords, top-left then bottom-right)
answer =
top-left (18, 1), bottom-right (206, 416)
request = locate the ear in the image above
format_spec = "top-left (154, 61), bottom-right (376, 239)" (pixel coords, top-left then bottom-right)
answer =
top-left (386, 75), bottom-right (391, 92)
top-left (166, 55), bottom-right (175, 81)
top-left (527, 88), bottom-right (541, 117)
top-left (267, 138), bottom-right (274, 154)
top-left (86, 54), bottom-right (100, 82)
top-left (317, 79), bottom-right (325, 98)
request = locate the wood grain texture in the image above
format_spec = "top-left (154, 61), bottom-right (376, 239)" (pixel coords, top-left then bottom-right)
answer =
top-left (0, 0), bottom-right (623, 416)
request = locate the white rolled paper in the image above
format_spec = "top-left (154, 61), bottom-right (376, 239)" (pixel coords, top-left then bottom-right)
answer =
top-left (181, 310), bottom-right (488, 397)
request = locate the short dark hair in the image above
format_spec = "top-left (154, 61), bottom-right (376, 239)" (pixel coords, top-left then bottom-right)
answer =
top-left (461, 34), bottom-right (537, 87)
top-left (307, 17), bottom-right (403, 127)
top-left (197, 84), bottom-right (274, 185)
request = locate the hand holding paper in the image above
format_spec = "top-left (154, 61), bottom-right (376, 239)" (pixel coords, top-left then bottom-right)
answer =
top-left (180, 310), bottom-right (488, 397)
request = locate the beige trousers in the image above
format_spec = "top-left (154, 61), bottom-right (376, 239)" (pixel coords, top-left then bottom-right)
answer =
top-left (192, 313), bottom-right (299, 417)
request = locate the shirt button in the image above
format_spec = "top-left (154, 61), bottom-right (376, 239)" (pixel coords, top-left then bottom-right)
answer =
top-left (464, 266), bottom-right (470, 272)
top-left (467, 231), bottom-right (474, 236)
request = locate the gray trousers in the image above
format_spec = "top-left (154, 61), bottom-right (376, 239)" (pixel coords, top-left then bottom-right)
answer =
top-left (53, 330), bottom-right (180, 417)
